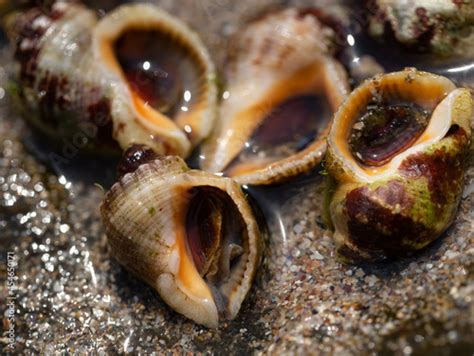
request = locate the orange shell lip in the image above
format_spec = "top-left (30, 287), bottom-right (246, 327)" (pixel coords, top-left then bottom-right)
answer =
top-left (172, 184), bottom-right (252, 318)
top-left (175, 229), bottom-right (213, 301)
top-left (99, 35), bottom-right (182, 131)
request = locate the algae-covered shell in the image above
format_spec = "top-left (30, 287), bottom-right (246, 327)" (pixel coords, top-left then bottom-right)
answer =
top-left (101, 151), bottom-right (262, 328)
top-left (200, 8), bottom-right (349, 185)
top-left (325, 68), bottom-right (472, 262)
top-left (7, 1), bottom-right (217, 156)
top-left (366, 0), bottom-right (474, 57)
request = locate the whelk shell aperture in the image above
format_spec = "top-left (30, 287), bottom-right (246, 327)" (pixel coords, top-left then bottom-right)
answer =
top-left (94, 3), bottom-right (218, 154)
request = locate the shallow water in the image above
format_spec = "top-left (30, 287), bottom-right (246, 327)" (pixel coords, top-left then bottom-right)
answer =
top-left (1, 1), bottom-right (473, 354)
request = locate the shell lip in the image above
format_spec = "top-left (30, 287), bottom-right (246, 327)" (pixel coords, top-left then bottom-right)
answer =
top-left (327, 68), bottom-right (465, 183)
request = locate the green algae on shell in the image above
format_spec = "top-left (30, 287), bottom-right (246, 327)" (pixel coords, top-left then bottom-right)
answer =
top-left (324, 68), bottom-right (472, 262)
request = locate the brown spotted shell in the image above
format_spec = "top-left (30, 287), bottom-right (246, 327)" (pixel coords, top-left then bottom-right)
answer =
top-left (325, 69), bottom-right (472, 262)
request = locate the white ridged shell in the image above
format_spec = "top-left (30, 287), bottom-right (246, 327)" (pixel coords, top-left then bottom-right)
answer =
top-left (101, 156), bottom-right (261, 328)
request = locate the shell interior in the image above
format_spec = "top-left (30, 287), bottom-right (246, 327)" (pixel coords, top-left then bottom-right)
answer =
top-left (212, 58), bottom-right (348, 182)
top-left (328, 69), bottom-right (459, 182)
top-left (113, 28), bottom-right (207, 128)
top-left (224, 92), bottom-right (333, 177)
top-left (178, 185), bottom-right (250, 319)
top-left (348, 102), bottom-right (430, 167)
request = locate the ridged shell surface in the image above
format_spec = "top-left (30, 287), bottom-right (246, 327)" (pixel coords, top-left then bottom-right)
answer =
top-left (101, 156), bottom-right (262, 328)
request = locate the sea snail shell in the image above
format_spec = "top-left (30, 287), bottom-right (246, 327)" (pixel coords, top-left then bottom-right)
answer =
top-left (7, 1), bottom-right (217, 156)
top-left (101, 148), bottom-right (262, 328)
top-left (366, 0), bottom-right (474, 57)
top-left (325, 68), bottom-right (472, 262)
top-left (200, 8), bottom-right (350, 185)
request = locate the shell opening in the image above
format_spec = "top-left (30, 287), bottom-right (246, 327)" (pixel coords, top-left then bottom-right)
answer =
top-left (328, 69), bottom-right (458, 182)
top-left (113, 28), bottom-right (204, 122)
top-left (225, 93), bottom-right (333, 177)
top-left (184, 186), bottom-right (249, 318)
top-left (348, 102), bottom-right (430, 167)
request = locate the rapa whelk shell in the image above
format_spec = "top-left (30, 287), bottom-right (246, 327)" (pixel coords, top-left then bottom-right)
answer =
top-left (101, 152), bottom-right (262, 328)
